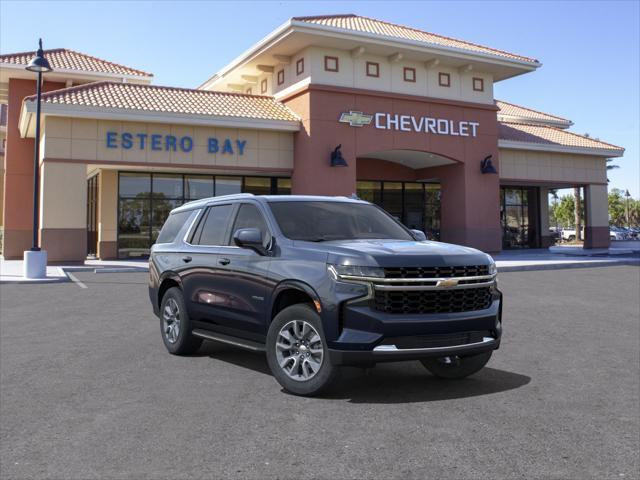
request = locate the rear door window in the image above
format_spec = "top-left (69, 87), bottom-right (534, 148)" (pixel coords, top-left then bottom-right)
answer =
top-left (156, 210), bottom-right (191, 244)
top-left (193, 204), bottom-right (234, 246)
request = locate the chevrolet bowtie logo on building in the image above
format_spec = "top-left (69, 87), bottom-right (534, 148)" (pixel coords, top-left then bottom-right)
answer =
top-left (436, 279), bottom-right (460, 288)
top-left (339, 111), bottom-right (373, 127)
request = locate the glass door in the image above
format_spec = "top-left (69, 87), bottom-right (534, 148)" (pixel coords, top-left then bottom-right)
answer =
top-left (86, 175), bottom-right (99, 257)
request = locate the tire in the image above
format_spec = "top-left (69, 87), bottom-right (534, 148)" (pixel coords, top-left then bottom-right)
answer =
top-left (420, 351), bottom-right (492, 379)
top-left (567, 235), bottom-right (575, 242)
top-left (159, 287), bottom-right (203, 355)
top-left (266, 304), bottom-right (338, 396)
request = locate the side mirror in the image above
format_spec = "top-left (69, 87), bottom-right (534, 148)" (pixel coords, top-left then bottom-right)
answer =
top-left (233, 228), bottom-right (266, 255)
top-left (410, 229), bottom-right (427, 242)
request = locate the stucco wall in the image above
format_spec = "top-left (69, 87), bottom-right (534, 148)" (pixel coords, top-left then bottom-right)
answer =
top-left (42, 118), bottom-right (294, 171)
top-left (499, 149), bottom-right (607, 184)
top-left (272, 46), bottom-right (494, 104)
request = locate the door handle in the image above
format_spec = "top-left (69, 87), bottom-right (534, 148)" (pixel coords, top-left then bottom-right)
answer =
top-left (218, 258), bottom-right (231, 266)
top-left (182, 256), bottom-right (192, 263)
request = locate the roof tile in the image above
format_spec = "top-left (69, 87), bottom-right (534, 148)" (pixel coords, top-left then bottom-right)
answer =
top-left (497, 100), bottom-right (571, 126)
top-left (293, 14), bottom-right (539, 64)
top-left (25, 81), bottom-right (299, 122)
top-left (0, 48), bottom-right (152, 77)
top-left (499, 122), bottom-right (623, 152)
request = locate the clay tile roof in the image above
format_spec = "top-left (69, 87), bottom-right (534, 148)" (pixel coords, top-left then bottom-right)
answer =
top-left (496, 100), bottom-right (572, 126)
top-left (24, 81), bottom-right (300, 122)
top-left (499, 122), bottom-right (624, 153)
top-left (0, 48), bottom-right (152, 77)
top-left (293, 14), bottom-right (539, 64)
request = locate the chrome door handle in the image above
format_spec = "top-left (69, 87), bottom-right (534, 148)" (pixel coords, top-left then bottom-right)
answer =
top-left (182, 256), bottom-right (192, 263)
top-left (218, 258), bottom-right (231, 266)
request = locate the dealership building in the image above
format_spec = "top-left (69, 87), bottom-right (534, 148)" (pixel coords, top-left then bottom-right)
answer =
top-left (0, 14), bottom-right (624, 261)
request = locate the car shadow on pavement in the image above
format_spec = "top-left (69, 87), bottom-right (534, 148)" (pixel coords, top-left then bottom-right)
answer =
top-left (323, 365), bottom-right (531, 404)
top-left (194, 341), bottom-right (531, 403)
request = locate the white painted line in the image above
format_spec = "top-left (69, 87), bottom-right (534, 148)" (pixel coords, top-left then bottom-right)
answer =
top-left (66, 272), bottom-right (88, 289)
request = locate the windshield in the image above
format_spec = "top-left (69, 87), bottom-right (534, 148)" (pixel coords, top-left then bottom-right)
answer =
top-left (268, 201), bottom-right (414, 242)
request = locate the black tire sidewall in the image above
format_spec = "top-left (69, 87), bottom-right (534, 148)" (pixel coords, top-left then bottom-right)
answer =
top-left (159, 287), bottom-right (201, 355)
top-left (266, 304), bottom-right (338, 396)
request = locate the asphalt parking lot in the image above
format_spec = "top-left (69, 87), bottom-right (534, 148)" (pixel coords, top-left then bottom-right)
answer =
top-left (1, 266), bottom-right (639, 479)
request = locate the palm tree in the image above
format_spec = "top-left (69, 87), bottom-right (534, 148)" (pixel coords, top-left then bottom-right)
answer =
top-left (606, 158), bottom-right (619, 182)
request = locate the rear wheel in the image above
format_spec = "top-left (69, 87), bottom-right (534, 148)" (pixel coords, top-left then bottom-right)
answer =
top-left (420, 351), bottom-right (492, 379)
top-left (266, 304), bottom-right (338, 396)
top-left (160, 287), bottom-right (202, 355)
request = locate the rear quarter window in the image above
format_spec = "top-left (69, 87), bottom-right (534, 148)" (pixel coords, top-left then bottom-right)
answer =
top-left (156, 210), bottom-right (191, 244)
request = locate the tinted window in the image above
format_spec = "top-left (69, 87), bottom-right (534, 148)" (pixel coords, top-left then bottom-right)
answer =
top-left (156, 210), bottom-right (191, 244)
top-left (195, 205), bottom-right (234, 246)
top-left (269, 201), bottom-right (413, 241)
top-left (232, 204), bottom-right (269, 242)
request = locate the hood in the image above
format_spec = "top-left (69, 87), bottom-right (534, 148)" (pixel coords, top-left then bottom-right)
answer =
top-left (303, 239), bottom-right (491, 268)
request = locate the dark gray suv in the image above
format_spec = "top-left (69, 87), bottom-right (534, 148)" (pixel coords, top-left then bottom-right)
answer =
top-left (149, 194), bottom-right (502, 396)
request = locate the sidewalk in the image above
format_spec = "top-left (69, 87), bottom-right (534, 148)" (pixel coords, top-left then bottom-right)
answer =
top-left (2, 249), bottom-right (638, 284)
top-left (0, 258), bottom-right (148, 284)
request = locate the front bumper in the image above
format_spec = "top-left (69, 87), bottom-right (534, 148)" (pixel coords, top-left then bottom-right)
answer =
top-left (326, 294), bottom-right (502, 366)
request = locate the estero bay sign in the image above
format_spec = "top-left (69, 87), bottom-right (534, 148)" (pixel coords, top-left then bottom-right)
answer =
top-left (105, 131), bottom-right (248, 155)
top-left (339, 111), bottom-right (480, 137)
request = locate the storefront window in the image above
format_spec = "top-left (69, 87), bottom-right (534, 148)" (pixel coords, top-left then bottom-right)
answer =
top-left (356, 180), bottom-right (441, 240)
top-left (500, 187), bottom-right (539, 249)
top-left (244, 177), bottom-right (271, 195)
top-left (117, 172), bottom-right (290, 258)
top-left (152, 174), bottom-right (183, 199)
top-left (215, 176), bottom-right (242, 196)
top-left (185, 175), bottom-right (214, 200)
top-left (276, 178), bottom-right (291, 195)
top-left (356, 181), bottom-right (382, 205)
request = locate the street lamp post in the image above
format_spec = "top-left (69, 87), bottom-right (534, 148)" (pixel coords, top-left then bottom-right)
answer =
top-left (23, 39), bottom-right (52, 279)
top-left (625, 189), bottom-right (631, 229)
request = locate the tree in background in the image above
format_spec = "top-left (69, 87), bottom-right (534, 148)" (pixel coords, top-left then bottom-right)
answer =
top-left (608, 188), bottom-right (626, 226)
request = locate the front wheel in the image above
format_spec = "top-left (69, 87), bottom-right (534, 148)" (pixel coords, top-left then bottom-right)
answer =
top-left (266, 304), bottom-right (338, 396)
top-left (420, 351), bottom-right (492, 379)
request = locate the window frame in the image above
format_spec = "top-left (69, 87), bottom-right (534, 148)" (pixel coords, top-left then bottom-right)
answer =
top-left (403, 67), bottom-right (416, 83)
top-left (324, 55), bottom-right (339, 72)
top-left (472, 77), bottom-right (484, 92)
top-left (277, 69), bottom-right (284, 85)
top-left (438, 72), bottom-right (451, 87)
top-left (296, 58), bottom-right (304, 76)
top-left (260, 78), bottom-right (268, 94)
top-left (366, 61), bottom-right (380, 78)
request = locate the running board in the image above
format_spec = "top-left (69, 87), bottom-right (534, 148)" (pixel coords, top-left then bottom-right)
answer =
top-left (192, 329), bottom-right (266, 352)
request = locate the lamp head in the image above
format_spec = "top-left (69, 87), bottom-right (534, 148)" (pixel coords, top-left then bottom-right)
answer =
top-left (26, 39), bottom-right (52, 73)
top-left (330, 144), bottom-right (348, 167)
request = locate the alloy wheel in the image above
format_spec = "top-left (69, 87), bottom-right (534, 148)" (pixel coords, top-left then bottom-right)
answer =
top-left (275, 320), bottom-right (324, 381)
top-left (162, 298), bottom-right (181, 344)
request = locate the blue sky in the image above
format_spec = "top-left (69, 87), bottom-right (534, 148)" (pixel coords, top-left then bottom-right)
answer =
top-left (2, 0), bottom-right (638, 197)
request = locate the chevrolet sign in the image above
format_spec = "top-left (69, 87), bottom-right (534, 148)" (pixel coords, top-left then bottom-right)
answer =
top-left (338, 111), bottom-right (373, 127)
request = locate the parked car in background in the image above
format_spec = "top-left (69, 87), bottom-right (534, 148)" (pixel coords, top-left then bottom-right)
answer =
top-left (561, 228), bottom-right (584, 242)
top-left (610, 227), bottom-right (628, 241)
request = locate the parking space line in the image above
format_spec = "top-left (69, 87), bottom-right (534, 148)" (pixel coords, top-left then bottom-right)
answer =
top-left (66, 272), bottom-right (88, 289)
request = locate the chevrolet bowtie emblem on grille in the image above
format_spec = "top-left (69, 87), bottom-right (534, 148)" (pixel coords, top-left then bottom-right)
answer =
top-left (436, 279), bottom-right (459, 288)
top-left (339, 111), bottom-right (373, 127)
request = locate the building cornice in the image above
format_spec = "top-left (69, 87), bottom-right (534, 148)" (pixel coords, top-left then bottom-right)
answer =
top-left (498, 140), bottom-right (623, 158)
top-left (19, 101), bottom-right (300, 138)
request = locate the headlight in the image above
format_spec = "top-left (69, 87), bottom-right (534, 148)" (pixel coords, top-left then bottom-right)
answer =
top-left (328, 264), bottom-right (384, 279)
top-left (486, 256), bottom-right (497, 276)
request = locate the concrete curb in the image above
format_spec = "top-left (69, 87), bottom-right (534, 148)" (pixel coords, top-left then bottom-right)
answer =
top-left (497, 259), bottom-right (640, 273)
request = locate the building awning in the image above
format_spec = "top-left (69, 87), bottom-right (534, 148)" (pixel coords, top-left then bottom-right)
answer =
top-left (498, 121), bottom-right (624, 157)
top-left (19, 81), bottom-right (301, 137)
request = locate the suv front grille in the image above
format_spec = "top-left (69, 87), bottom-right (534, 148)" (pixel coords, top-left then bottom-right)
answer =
top-left (373, 287), bottom-right (493, 314)
top-left (383, 265), bottom-right (489, 279)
